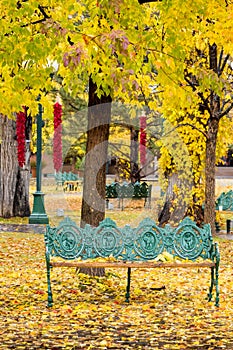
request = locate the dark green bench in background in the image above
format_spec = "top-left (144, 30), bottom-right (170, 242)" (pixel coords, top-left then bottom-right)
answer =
top-left (215, 190), bottom-right (233, 211)
top-left (215, 190), bottom-right (233, 233)
top-left (44, 216), bottom-right (220, 307)
top-left (55, 171), bottom-right (83, 191)
top-left (105, 181), bottom-right (152, 210)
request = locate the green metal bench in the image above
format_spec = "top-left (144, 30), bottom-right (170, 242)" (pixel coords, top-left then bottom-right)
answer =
top-left (55, 171), bottom-right (82, 191)
top-left (215, 190), bottom-right (233, 232)
top-left (55, 171), bottom-right (64, 189)
top-left (63, 172), bottom-right (79, 192)
top-left (105, 181), bottom-right (152, 210)
top-left (216, 190), bottom-right (233, 211)
top-left (44, 216), bottom-right (220, 307)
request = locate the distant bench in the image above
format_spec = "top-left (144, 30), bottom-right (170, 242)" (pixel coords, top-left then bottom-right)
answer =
top-left (55, 171), bottom-right (83, 191)
top-left (44, 216), bottom-right (220, 307)
top-left (215, 190), bottom-right (233, 233)
top-left (215, 190), bottom-right (233, 211)
top-left (105, 181), bottom-right (152, 210)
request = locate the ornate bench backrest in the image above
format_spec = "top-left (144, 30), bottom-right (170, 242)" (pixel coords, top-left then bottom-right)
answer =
top-left (216, 190), bottom-right (233, 211)
top-left (106, 182), bottom-right (119, 198)
top-left (106, 182), bottom-right (152, 199)
top-left (45, 216), bottom-right (214, 262)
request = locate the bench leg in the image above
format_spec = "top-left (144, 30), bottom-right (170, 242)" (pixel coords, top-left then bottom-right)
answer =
top-left (215, 264), bottom-right (220, 307)
top-left (208, 265), bottom-right (220, 307)
top-left (46, 256), bottom-right (53, 307)
top-left (47, 268), bottom-right (53, 307)
top-left (208, 266), bottom-right (214, 302)
top-left (125, 267), bottom-right (131, 303)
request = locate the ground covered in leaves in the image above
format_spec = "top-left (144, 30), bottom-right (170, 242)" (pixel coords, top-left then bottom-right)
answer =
top-left (0, 231), bottom-right (233, 350)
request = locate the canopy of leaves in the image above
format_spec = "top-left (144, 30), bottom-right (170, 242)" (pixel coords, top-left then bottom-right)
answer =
top-left (2, 1), bottom-right (230, 110)
top-left (1, 0), bottom-right (233, 215)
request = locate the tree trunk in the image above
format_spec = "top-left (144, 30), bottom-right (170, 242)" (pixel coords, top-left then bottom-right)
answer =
top-left (0, 116), bottom-right (18, 217)
top-left (80, 78), bottom-right (112, 276)
top-left (0, 115), bottom-right (31, 218)
top-left (204, 43), bottom-right (220, 234)
top-left (13, 167), bottom-right (31, 217)
top-left (158, 172), bottom-right (186, 225)
top-left (81, 78), bottom-right (112, 227)
top-left (204, 118), bottom-right (219, 233)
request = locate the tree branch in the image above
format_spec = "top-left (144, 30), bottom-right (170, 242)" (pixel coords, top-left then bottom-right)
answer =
top-left (38, 5), bottom-right (50, 19)
top-left (21, 5), bottom-right (50, 27)
top-left (138, 0), bottom-right (162, 3)
top-left (217, 48), bottom-right (224, 76)
top-left (184, 76), bottom-right (212, 116)
top-left (219, 53), bottom-right (230, 76)
top-left (164, 123), bottom-right (208, 139)
top-left (218, 100), bottom-right (233, 119)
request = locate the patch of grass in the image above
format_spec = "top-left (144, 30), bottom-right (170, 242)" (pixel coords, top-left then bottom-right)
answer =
top-left (0, 217), bottom-right (29, 224)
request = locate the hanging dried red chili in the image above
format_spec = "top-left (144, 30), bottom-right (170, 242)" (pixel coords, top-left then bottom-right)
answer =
top-left (139, 115), bottom-right (147, 166)
top-left (53, 102), bottom-right (63, 172)
top-left (16, 109), bottom-right (26, 167)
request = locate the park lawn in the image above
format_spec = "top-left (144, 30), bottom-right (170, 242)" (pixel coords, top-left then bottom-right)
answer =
top-left (0, 230), bottom-right (233, 350)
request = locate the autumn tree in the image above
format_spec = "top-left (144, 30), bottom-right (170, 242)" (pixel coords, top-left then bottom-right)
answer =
top-left (0, 0), bottom-right (157, 222)
top-left (1, 0), bottom-right (233, 233)
top-left (145, 0), bottom-right (233, 231)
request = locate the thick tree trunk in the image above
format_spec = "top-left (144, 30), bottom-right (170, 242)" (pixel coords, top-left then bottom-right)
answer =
top-left (80, 78), bottom-right (112, 276)
top-left (204, 44), bottom-right (220, 234)
top-left (0, 116), bottom-right (18, 217)
top-left (13, 167), bottom-right (31, 217)
top-left (0, 115), bottom-right (31, 218)
top-left (204, 118), bottom-right (219, 233)
top-left (81, 78), bottom-right (112, 228)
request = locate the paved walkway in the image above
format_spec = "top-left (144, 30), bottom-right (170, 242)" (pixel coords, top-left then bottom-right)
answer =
top-left (1, 223), bottom-right (233, 240)
top-left (216, 166), bottom-right (233, 178)
top-left (217, 233), bottom-right (233, 240)
top-left (0, 224), bottom-right (44, 234)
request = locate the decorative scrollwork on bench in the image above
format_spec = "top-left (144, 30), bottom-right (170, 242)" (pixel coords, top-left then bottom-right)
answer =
top-left (215, 190), bottom-right (233, 211)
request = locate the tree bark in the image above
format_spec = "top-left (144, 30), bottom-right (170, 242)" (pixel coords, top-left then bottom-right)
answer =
top-left (204, 118), bottom-right (219, 233)
top-left (81, 78), bottom-right (112, 228)
top-left (0, 116), bottom-right (18, 217)
top-left (80, 78), bottom-right (112, 276)
top-left (0, 115), bottom-right (31, 218)
top-left (204, 44), bottom-right (220, 234)
top-left (13, 166), bottom-right (31, 217)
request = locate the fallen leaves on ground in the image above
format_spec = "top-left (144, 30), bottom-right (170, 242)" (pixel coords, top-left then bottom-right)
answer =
top-left (0, 233), bottom-right (233, 350)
